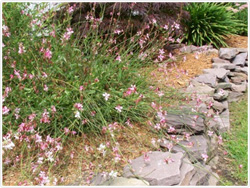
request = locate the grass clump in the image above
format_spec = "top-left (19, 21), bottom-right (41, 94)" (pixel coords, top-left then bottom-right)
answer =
top-left (183, 2), bottom-right (243, 48)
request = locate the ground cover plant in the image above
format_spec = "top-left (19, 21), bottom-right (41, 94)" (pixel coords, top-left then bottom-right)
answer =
top-left (2, 2), bottom-right (188, 185)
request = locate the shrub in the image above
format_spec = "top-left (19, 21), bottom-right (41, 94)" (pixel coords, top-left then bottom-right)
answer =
top-left (2, 2), bottom-right (182, 137)
top-left (183, 2), bottom-right (242, 48)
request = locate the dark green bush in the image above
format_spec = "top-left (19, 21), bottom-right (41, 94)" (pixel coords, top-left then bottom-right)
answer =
top-left (183, 2), bottom-right (242, 48)
top-left (234, 8), bottom-right (248, 36)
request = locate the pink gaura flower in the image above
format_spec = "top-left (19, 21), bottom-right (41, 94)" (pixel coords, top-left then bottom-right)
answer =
top-left (74, 103), bottom-right (83, 111)
top-left (79, 85), bottom-right (84, 91)
top-left (64, 127), bottom-right (70, 135)
top-left (201, 153), bottom-right (208, 162)
top-left (40, 110), bottom-right (50, 124)
top-left (115, 105), bottom-right (123, 113)
top-left (51, 105), bottom-right (56, 113)
top-left (115, 56), bottom-right (121, 62)
top-left (143, 152), bottom-right (150, 162)
top-left (164, 157), bottom-right (174, 164)
top-left (43, 84), bottom-right (48, 91)
top-left (2, 106), bottom-right (10, 115)
top-left (68, 6), bottom-right (74, 14)
top-left (18, 43), bottom-right (26, 54)
top-left (44, 48), bottom-right (52, 59)
top-left (103, 92), bottom-right (110, 101)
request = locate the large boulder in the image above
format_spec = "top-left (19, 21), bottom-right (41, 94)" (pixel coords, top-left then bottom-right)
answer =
top-left (228, 91), bottom-right (244, 102)
top-left (219, 48), bottom-right (239, 60)
top-left (123, 151), bottom-right (184, 186)
top-left (231, 82), bottom-right (247, 93)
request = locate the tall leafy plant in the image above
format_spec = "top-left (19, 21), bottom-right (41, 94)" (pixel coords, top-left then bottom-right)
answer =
top-left (183, 3), bottom-right (242, 48)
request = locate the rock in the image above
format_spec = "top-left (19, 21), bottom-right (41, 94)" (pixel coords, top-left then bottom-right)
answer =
top-left (217, 109), bottom-right (230, 132)
top-left (178, 158), bottom-right (196, 186)
top-left (231, 82), bottom-right (247, 93)
top-left (212, 101), bottom-right (227, 113)
top-left (245, 61), bottom-right (248, 66)
top-left (180, 45), bottom-right (198, 53)
top-left (205, 49), bottom-right (218, 55)
top-left (223, 76), bottom-right (231, 83)
top-left (123, 151), bottom-right (184, 186)
top-left (165, 110), bottom-right (205, 134)
top-left (228, 91), bottom-right (244, 102)
top-left (212, 63), bottom-right (236, 70)
top-left (189, 165), bottom-right (211, 185)
top-left (208, 155), bottom-right (219, 169)
top-left (219, 48), bottom-right (239, 60)
top-left (193, 74), bottom-right (217, 88)
top-left (237, 48), bottom-right (248, 53)
top-left (208, 172), bottom-right (219, 186)
top-left (232, 52), bottom-right (248, 67)
top-left (203, 68), bottom-right (229, 80)
top-left (172, 135), bottom-right (208, 162)
top-left (90, 173), bottom-right (110, 185)
top-left (230, 76), bottom-right (247, 84)
top-left (213, 89), bottom-right (229, 101)
top-left (216, 82), bottom-right (232, 90)
top-left (102, 177), bottom-right (149, 186)
top-left (212, 57), bottom-right (231, 64)
top-left (184, 80), bottom-right (215, 96)
top-left (234, 66), bottom-right (248, 75)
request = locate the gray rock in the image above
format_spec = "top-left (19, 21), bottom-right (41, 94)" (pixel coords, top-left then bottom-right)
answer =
top-left (165, 111), bottom-right (205, 134)
top-left (228, 91), bottom-right (244, 102)
top-left (178, 158), bottom-right (196, 186)
top-left (234, 66), bottom-right (248, 75)
top-left (172, 135), bottom-right (208, 162)
top-left (215, 109), bottom-right (230, 133)
top-left (212, 63), bottom-right (236, 70)
top-left (185, 80), bottom-right (215, 96)
top-left (230, 76), bottom-right (247, 84)
top-left (205, 49), bottom-right (218, 55)
top-left (219, 48), bottom-right (239, 60)
top-left (102, 177), bottom-right (149, 186)
top-left (232, 52), bottom-right (248, 66)
top-left (237, 48), bottom-right (248, 53)
top-left (90, 173), bottom-right (110, 185)
top-left (180, 45), bottom-right (198, 53)
top-left (123, 151), bottom-right (184, 186)
top-left (189, 165), bottom-right (211, 185)
top-left (212, 101), bottom-right (227, 113)
top-left (231, 82), bottom-right (247, 93)
top-left (193, 74), bottom-right (217, 88)
top-left (213, 89), bottom-right (229, 101)
top-left (212, 57), bottom-right (231, 64)
top-left (203, 68), bottom-right (229, 80)
top-left (245, 61), bottom-right (248, 66)
top-left (208, 172), bottom-right (219, 186)
top-left (216, 82), bottom-right (232, 90)
top-left (208, 155), bottom-right (219, 169)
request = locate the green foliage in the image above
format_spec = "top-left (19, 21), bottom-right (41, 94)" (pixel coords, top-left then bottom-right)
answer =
top-left (234, 8), bottom-right (248, 36)
top-left (2, 2), bottom-right (178, 137)
top-left (223, 94), bottom-right (248, 184)
top-left (183, 2), bottom-right (242, 48)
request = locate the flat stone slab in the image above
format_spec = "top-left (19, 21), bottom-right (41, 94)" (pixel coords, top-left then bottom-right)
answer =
top-left (214, 109), bottom-right (230, 133)
top-left (213, 89), bottom-right (229, 101)
top-left (231, 82), bottom-right (247, 93)
top-left (219, 48), bottom-right (239, 60)
top-left (212, 57), bottom-right (231, 64)
top-left (216, 82), bottom-right (232, 90)
top-left (193, 74), bottom-right (217, 88)
top-left (234, 66), bottom-right (248, 75)
top-left (228, 91), bottom-right (244, 102)
top-left (165, 110), bottom-right (205, 134)
top-left (184, 80), bottom-right (215, 96)
top-left (232, 52), bottom-right (248, 66)
top-left (203, 68), bottom-right (229, 80)
top-left (189, 165), bottom-right (211, 186)
top-left (172, 135), bottom-right (208, 162)
top-left (123, 151), bottom-right (184, 186)
top-left (178, 158), bottom-right (196, 186)
top-left (102, 177), bottom-right (149, 186)
top-left (212, 63), bottom-right (236, 70)
top-left (212, 100), bottom-right (228, 113)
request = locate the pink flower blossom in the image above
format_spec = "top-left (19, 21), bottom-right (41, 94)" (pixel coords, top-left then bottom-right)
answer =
top-left (51, 105), bottom-right (56, 113)
top-left (79, 85), bottom-right (84, 91)
top-left (18, 43), bottom-right (26, 54)
top-left (103, 92), bottom-right (110, 101)
top-left (144, 152), bottom-right (150, 162)
top-left (44, 48), bottom-right (52, 59)
top-left (164, 157), bottom-right (174, 164)
top-left (74, 103), bottom-right (83, 111)
top-left (43, 84), bottom-right (48, 91)
top-left (201, 153), bottom-right (208, 162)
top-left (115, 105), bottom-right (123, 113)
top-left (115, 56), bottom-right (121, 62)
top-left (2, 106), bottom-right (10, 115)
top-left (40, 110), bottom-right (50, 124)
top-left (68, 6), bottom-right (74, 14)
